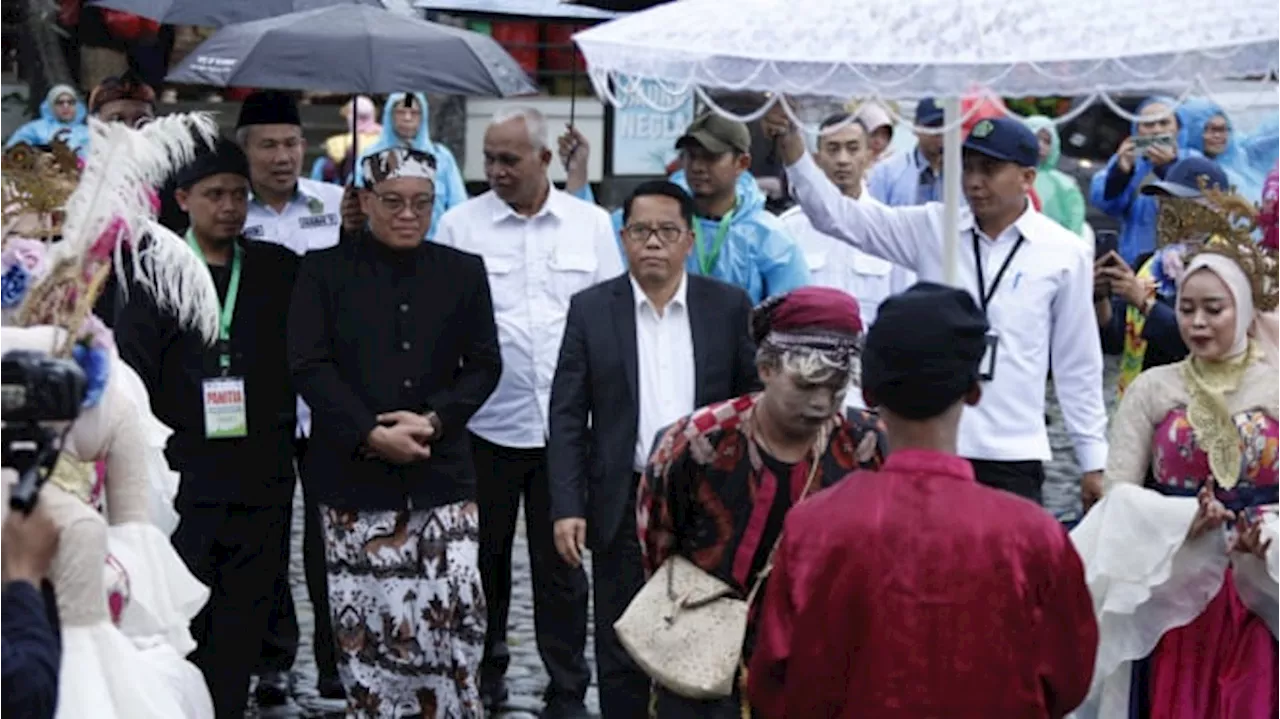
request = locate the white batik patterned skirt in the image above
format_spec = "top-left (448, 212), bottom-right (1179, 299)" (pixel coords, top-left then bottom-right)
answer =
top-left (320, 500), bottom-right (486, 719)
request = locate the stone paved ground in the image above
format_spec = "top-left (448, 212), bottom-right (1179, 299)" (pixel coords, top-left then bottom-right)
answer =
top-left (253, 355), bottom-right (1121, 718)
top-left (247, 501), bottom-right (600, 719)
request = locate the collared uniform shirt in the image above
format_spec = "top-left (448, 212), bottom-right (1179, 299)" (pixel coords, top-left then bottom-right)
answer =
top-left (867, 147), bottom-right (945, 208)
top-left (786, 153), bottom-right (1108, 471)
top-left (780, 200), bottom-right (914, 411)
top-left (435, 188), bottom-right (625, 449)
top-left (631, 273), bottom-right (696, 471)
top-left (242, 177), bottom-right (345, 439)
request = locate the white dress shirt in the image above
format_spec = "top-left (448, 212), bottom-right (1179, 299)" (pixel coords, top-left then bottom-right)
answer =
top-left (435, 187), bottom-right (625, 449)
top-left (785, 153), bottom-right (1107, 471)
top-left (631, 273), bottom-right (696, 471)
top-left (780, 201), bottom-right (915, 412)
top-left (241, 177), bottom-right (345, 439)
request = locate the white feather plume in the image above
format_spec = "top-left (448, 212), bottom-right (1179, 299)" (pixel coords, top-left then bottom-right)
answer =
top-left (130, 219), bottom-right (221, 344)
top-left (54, 112), bottom-right (221, 341)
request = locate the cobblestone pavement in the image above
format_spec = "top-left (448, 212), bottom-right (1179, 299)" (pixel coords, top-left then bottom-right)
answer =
top-left (248, 500), bottom-right (600, 719)
top-left (253, 355), bottom-right (1121, 717)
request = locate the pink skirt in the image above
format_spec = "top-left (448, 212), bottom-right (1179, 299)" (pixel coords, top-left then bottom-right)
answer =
top-left (1149, 568), bottom-right (1279, 719)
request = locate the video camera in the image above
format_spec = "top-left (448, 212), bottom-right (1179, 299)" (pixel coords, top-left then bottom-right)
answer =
top-left (1, 350), bottom-right (87, 515)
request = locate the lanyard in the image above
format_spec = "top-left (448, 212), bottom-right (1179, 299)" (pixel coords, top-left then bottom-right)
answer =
top-left (185, 230), bottom-right (243, 371)
top-left (692, 206), bottom-right (735, 276)
top-left (971, 230), bottom-right (1026, 314)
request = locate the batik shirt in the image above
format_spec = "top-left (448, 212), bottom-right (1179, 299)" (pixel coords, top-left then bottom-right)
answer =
top-left (637, 393), bottom-right (885, 598)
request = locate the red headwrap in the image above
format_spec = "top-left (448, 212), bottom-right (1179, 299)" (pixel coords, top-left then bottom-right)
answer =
top-left (764, 286), bottom-right (862, 337)
top-left (88, 74), bottom-right (156, 114)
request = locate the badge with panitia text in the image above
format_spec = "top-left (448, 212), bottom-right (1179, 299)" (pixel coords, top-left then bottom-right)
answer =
top-left (202, 377), bottom-right (248, 439)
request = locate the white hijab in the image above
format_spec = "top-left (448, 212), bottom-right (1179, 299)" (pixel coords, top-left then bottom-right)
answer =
top-left (1177, 253), bottom-right (1279, 366)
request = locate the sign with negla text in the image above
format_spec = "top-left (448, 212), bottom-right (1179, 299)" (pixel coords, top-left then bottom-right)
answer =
top-left (610, 75), bottom-right (695, 177)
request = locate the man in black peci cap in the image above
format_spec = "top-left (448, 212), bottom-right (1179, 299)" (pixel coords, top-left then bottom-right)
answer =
top-left (747, 282), bottom-right (1098, 719)
top-left (234, 90), bottom-right (351, 708)
top-left (768, 105), bottom-right (1108, 514)
top-left (114, 136), bottom-right (303, 719)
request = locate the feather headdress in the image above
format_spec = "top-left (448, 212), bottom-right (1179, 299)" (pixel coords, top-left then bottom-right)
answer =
top-left (1157, 187), bottom-right (1278, 313)
top-left (16, 113), bottom-right (222, 354)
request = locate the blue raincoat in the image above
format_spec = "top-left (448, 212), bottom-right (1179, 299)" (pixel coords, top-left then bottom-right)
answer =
top-left (5, 86), bottom-right (89, 158)
top-left (1089, 96), bottom-right (1197, 265)
top-left (353, 92), bottom-right (468, 240)
top-left (573, 171), bottom-right (808, 303)
top-left (1179, 97), bottom-right (1278, 203)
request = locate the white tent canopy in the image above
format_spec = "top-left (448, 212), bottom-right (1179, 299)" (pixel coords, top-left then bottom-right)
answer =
top-left (573, 0), bottom-right (1278, 102)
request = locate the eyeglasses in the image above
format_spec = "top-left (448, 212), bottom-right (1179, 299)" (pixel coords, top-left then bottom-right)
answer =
top-left (374, 193), bottom-right (434, 216)
top-left (622, 224), bottom-right (686, 246)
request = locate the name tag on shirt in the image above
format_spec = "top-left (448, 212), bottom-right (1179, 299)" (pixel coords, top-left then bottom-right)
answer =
top-left (979, 330), bottom-right (999, 382)
top-left (243, 225), bottom-right (264, 239)
top-left (299, 213), bottom-right (339, 230)
top-left (203, 377), bottom-right (248, 439)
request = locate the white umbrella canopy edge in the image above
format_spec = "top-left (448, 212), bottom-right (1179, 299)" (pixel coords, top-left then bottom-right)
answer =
top-left (570, 0), bottom-right (1279, 100)
top-left (570, 0), bottom-right (1279, 284)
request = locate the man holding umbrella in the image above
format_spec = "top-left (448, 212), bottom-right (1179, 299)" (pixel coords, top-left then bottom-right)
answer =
top-left (234, 90), bottom-right (351, 708)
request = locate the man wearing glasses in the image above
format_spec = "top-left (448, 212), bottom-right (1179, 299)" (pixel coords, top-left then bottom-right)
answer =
top-left (548, 180), bottom-right (759, 718)
top-left (435, 106), bottom-right (622, 718)
top-left (288, 146), bottom-right (502, 716)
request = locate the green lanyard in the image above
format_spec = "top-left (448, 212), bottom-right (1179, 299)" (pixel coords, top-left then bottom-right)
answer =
top-left (692, 206), bottom-right (735, 276)
top-left (185, 230), bottom-right (243, 372)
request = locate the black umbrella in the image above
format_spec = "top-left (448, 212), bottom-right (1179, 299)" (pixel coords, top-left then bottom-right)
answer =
top-left (564, 0), bottom-right (670, 11)
top-left (87, 0), bottom-right (384, 28)
top-left (165, 4), bottom-right (538, 96)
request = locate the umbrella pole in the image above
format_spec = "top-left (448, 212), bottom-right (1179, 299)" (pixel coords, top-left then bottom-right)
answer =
top-left (941, 97), bottom-right (962, 287)
top-left (351, 93), bottom-right (359, 185)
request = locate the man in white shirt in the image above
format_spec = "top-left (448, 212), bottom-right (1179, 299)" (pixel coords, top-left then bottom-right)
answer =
top-left (434, 106), bottom-right (623, 718)
top-left (547, 180), bottom-right (759, 719)
top-left (234, 90), bottom-right (349, 706)
top-left (764, 108), bottom-right (1107, 506)
top-left (784, 112), bottom-right (917, 326)
top-left (779, 113), bottom-right (914, 412)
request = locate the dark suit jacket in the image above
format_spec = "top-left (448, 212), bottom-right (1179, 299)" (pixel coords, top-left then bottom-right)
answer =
top-left (288, 231), bottom-right (502, 511)
top-left (548, 273), bottom-right (761, 550)
top-left (2, 581), bottom-right (59, 719)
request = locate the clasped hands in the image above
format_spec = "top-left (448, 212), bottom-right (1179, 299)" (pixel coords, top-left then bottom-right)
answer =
top-left (364, 410), bottom-right (441, 465)
top-left (1187, 478), bottom-right (1274, 561)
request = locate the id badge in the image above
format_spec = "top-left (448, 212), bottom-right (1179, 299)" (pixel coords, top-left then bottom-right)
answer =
top-left (202, 376), bottom-right (248, 439)
top-left (979, 330), bottom-right (999, 382)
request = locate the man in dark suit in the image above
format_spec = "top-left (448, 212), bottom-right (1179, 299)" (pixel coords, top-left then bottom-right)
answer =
top-left (548, 180), bottom-right (762, 719)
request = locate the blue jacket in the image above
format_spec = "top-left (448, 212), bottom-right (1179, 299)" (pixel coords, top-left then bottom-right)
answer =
top-left (573, 171), bottom-right (809, 303)
top-left (5, 92), bottom-right (89, 159)
top-left (2, 581), bottom-right (60, 719)
top-left (1179, 97), bottom-right (1278, 203)
top-left (867, 148), bottom-right (944, 207)
top-left (353, 92), bottom-right (468, 241)
top-left (1089, 96), bottom-right (1196, 265)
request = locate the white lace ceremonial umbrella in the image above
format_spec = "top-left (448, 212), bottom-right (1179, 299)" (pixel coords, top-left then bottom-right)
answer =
top-left (573, 0), bottom-right (1280, 282)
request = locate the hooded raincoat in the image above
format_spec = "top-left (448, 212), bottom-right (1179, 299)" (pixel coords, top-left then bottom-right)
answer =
top-left (1025, 116), bottom-right (1086, 235)
top-left (1089, 96), bottom-right (1197, 265)
top-left (1179, 97), bottom-right (1278, 204)
top-left (354, 92), bottom-right (467, 240)
top-left (5, 85), bottom-right (89, 158)
top-left (572, 171), bottom-right (808, 304)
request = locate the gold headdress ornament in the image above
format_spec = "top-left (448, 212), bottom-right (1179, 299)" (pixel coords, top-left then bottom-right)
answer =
top-left (1155, 184), bottom-right (1278, 313)
top-left (2, 140), bottom-right (82, 240)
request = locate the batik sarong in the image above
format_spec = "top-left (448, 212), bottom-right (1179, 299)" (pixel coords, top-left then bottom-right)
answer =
top-left (320, 500), bottom-right (486, 719)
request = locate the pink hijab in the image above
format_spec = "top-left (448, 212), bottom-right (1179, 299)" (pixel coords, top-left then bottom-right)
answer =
top-left (345, 95), bottom-right (381, 135)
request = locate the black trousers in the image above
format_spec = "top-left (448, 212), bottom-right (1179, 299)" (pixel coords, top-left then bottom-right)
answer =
top-left (969, 459), bottom-right (1046, 505)
top-left (171, 498), bottom-right (289, 719)
top-left (592, 475), bottom-right (650, 719)
top-left (256, 438), bottom-right (340, 683)
top-left (471, 433), bottom-right (591, 705)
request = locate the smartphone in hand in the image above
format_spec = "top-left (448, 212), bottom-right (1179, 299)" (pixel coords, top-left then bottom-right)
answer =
top-left (1095, 230), bottom-right (1119, 263)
